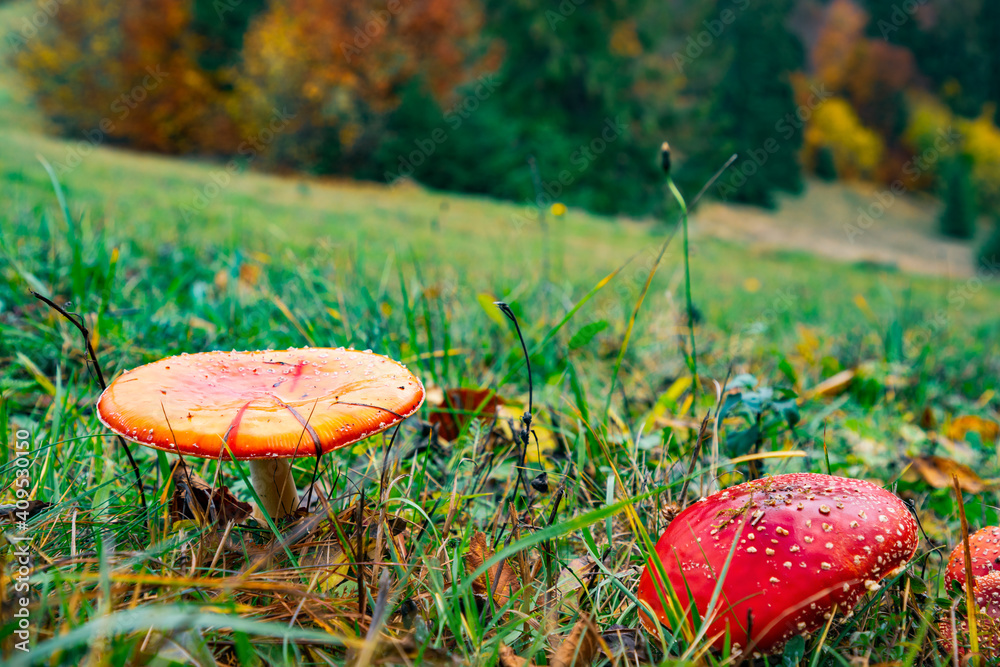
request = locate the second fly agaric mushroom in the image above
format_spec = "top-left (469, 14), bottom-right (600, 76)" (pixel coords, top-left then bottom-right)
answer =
top-left (97, 347), bottom-right (424, 518)
top-left (945, 526), bottom-right (1000, 589)
top-left (637, 473), bottom-right (918, 656)
top-left (939, 569), bottom-right (1000, 659)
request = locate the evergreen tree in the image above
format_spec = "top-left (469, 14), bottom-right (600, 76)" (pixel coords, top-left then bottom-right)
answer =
top-left (864, 0), bottom-right (999, 120)
top-left (373, 0), bottom-right (673, 215)
top-left (979, 218), bottom-right (1000, 274)
top-left (939, 157), bottom-right (978, 240)
top-left (191, 0), bottom-right (268, 73)
top-left (705, 0), bottom-right (805, 207)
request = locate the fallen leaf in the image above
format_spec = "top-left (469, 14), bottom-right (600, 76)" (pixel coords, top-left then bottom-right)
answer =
top-left (601, 625), bottom-right (648, 663)
top-left (464, 531), bottom-right (519, 611)
top-left (498, 644), bottom-right (538, 667)
top-left (908, 456), bottom-right (990, 494)
top-left (238, 262), bottom-right (261, 287)
top-left (556, 555), bottom-right (600, 608)
top-left (429, 388), bottom-right (503, 441)
top-left (799, 368), bottom-right (856, 403)
top-left (0, 501), bottom-right (51, 524)
top-left (376, 635), bottom-right (461, 665)
top-left (947, 415), bottom-right (1000, 444)
top-left (170, 460), bottom-right (252, 525)
top-left (551, 614), bottom-right (601, 667)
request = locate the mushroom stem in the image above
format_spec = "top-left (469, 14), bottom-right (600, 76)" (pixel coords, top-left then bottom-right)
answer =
top-left (248, 458), bottom-right (299, 519)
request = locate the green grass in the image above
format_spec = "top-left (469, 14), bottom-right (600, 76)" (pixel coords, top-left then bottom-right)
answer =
top-left (2, 22), bottom-right (1000, 665)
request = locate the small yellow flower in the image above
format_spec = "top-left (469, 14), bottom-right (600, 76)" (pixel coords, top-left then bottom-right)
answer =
top-left (743, 277), bottom-right (761, 293)
top-left (550, 202), bottom-right (567, 217)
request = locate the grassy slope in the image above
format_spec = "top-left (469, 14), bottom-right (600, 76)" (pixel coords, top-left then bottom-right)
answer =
top-left (2, 4), bottom-right (1000, 664)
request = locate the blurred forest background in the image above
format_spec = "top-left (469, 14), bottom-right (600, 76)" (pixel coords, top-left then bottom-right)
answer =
top-left (6, 0), bottom-right (1000, 244)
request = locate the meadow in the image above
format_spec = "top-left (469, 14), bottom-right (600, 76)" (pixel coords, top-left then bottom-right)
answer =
top-left (3, 12), bottom-right (1000, 664)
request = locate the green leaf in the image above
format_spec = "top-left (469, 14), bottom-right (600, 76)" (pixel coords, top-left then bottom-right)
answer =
top-left (782, 635), bottom-right (805, 666)
top-left (778, 356), bottom-right (798, 387)
top-left (728, 373), bottom-right (757, 390)
top-left (719, 391), bottom-right (743, 420)
top-left (569, 319), bottom-right (608, 350)
top-left (774, 398), bottom-right (800, 428)
top-left (726, 424), bottom-right (760, 456)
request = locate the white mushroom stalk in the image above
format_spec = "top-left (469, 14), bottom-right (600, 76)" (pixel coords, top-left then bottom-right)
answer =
top-left (248, 458), bottom-right (300, 520)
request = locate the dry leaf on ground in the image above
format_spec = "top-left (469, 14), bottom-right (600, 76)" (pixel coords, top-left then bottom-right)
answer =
top-left (601, 625), bottom-right (648, 663)
top-left (169, 459), bottom-right (252, 525)
top-left (799, 368), bottom-right (856, 402)
top-left (499, 615), bottom-right (603, 667)
top-left (556, 555), bottom-right (600, 611)
top-left (498, 644), bottom-right (538, 667)
top-left (464, 530), bottom-right (519, 610)
top-left (907, 456), bottom-right (990, 494)
top-left (946, 415), bottom-right (1000, 444)
top-left (551, 614), bottom-right (601, 667)
top-left (429, 388), bottom-right (504, 441)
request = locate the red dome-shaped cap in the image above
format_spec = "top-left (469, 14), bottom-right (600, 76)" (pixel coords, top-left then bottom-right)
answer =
top-left (97, 347), bottom-right (424, 459)
top-left (939, 570), bottom-right (1000, 660)
top-left (946, 526), bottom-right (1000, 589)
top-left (637, 473), bottom-right (918, 656)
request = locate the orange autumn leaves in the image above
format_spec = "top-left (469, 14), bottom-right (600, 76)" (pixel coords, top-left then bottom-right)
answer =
top-left (237, 0), bottom-right (489, 166)
top-left (14, 0), bottom-right (487, 165)
top-left (464, 530), bottom-right (518, 610)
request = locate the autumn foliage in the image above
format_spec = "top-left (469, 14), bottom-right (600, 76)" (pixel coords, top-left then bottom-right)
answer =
top-left (12, 0), bottom-right (241, 154)
top-left (234, 0), bottom-right (487, 171)
top-left (13, 0), bottom-right (485, 169)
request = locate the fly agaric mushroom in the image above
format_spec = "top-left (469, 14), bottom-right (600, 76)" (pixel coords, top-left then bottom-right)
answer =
top-left (939, 570), bottom-right (1000, 659)
top-left (945, 526), bottom-right (1000, 589)
top-left (97, 347), bottom-right (424, 518)
top-left (637, 473), bottom-right (918, 656)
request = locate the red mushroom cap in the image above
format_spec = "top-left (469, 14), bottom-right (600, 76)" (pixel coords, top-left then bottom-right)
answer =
top-left (97, 347), bottom-right (424, 459)
top-left (945, 526), bottom-right (1000, 589)
top-left (976, 570), bottom-right (1000, 620)
top-left (938, 571), bottom-right (1000, 659)
top-left (637, 473), bottom-right (918, 656)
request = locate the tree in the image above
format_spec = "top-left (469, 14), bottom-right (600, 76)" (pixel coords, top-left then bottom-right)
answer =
top-left (389, 0), bottom-right (673, 215)
top-left (939, 157), bottom-right (978, 240)
top-left (704, 0), bottom-right (805, 207)
top-left (235, 0), bottom-right (487, 173)
top-left (864, 0), bottom-right (1000, 121)
top-left (190, 0), bottom-right (268, 73)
